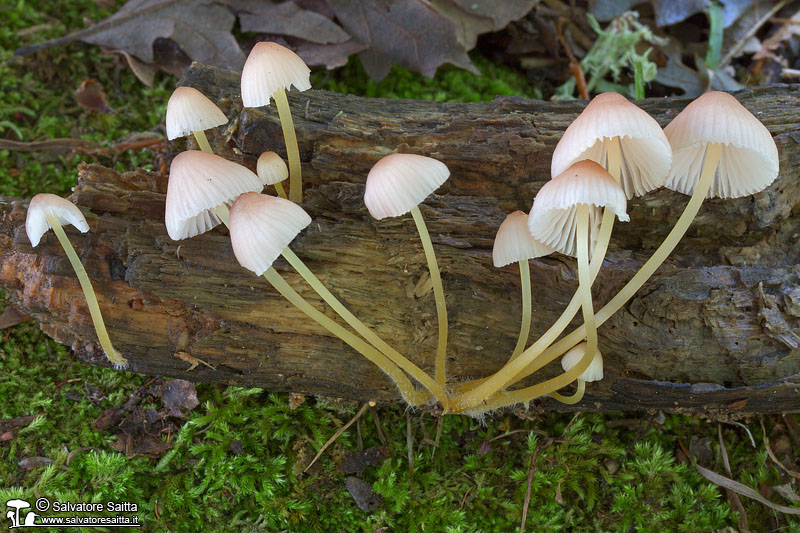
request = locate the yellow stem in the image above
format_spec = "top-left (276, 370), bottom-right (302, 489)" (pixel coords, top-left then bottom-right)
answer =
top-left (550, 380), bottom-right (586, 405)
top-left (410, 206), bottom-right (449, 390)
top-left (45, 214), bottom-right (127, 368)
top-left (213, 204), bottom-right (429, 406)
top-left (263, 267), bottom-right (427, 406)
top-left (273, 88), bottom-right (302, 203)
top-left (508, 259), bottom-right (531, 362)
top-left (280, 247), bottom-right (447, 407)
top-left (274, 181), bottom-right (288, 199)
top-left (477, 142), bottom-right (723, 411)
top-left (192, 130), bottom-right (213, 153)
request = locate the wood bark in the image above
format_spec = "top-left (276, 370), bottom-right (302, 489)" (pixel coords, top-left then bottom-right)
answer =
top-left (1, 63), bottom-right (799, 416)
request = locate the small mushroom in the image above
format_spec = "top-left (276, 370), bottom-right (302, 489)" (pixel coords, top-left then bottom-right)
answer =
top-left (492, 211), bottom-right (555, 362)
top-left (165, 86), bottom-right (228, 153)
top-left (241, 42), bottom-right (311, 203)
top-left (257, 151), bottom-right (289, 199)
top-left (26, 194), bottom-right (128, 368)
top-left (551, 342), bottom-right (603, 404)
top-left (365, 153), bottom-right (451, 395)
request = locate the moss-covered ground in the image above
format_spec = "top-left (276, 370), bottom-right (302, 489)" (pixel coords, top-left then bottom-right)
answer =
top-left (2, 1), bottom-right (798, 531)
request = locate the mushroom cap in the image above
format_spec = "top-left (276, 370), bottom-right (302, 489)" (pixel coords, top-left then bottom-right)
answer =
top-left (664, 91), bottom-right (779, 199)
top-left (165, 150), bottom-right (263, 241)
top-left (26, 193), bottom-right (90, 247)
top-left (364, 153), bottom-right (450, 220)
top-left (165, 86), bottom-right (228, 140)
top-left (528, 160), bottom-right (629, 257)
top-left (241, 42), bottom-right (312, 108)
top-left (551, 92), bottom-right (672, 199)
top-left (229, 192), bottom-right (312, 275)
top-left (561, 342), bottom-right (603, 382)
top-left (492, 211), bottom-right (555, 267)
top-left (257, 151), bottom-right (289, 186)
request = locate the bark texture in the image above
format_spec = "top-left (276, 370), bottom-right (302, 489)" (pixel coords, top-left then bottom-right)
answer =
top-left (1, 63), bottom-right (799, 416)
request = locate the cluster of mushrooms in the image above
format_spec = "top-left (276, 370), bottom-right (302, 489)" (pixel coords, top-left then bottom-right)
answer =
top-left (25, 42), bottom-right (779, 416)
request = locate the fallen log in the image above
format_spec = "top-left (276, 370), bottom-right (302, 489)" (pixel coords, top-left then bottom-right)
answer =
top-left (1, 63), bottom-right (798, 416)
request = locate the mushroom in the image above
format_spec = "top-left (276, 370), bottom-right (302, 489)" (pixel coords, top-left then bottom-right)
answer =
top-left (492, 210), bottom-right (555, 361)
top-left (364, 153), bottom-right (451, 392)
top-left (475, 91), bottom-right (779, 413)
top-left (26, 193), bottom-right (128, 368)
top-left (228, 192), bottom-right (428, 405)
top-left (165, 86), bottom-right (228, 153)
top-left (453, 160), bottom-right (628, 412)
top-left (6, 499), bottom-right (30, 528)
top-left (550, 342), bottom-right (603, 404)
top-left (257, 151), bottom-right (289, 199)
top-left (241, 42), bottom-right (311, 203)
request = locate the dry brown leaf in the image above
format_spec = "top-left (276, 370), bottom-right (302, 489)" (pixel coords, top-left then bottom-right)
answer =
top-left (0, 306), bottom-right (31, 329)
top-left (236, 0), bottom-right (350, 44)
top-left (329, 0), bottom-right (479, 81)
top-left (75, 79), bottom-right (115, 114)
top-left (429, 0), bottom-right (535, 49)
top-left (695, 462), bottom-right (800, 515)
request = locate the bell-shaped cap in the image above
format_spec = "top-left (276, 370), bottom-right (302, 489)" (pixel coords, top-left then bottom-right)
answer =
top-left (561, 342), bottom-right (603, 382)
top-left (364, 153), bottom-right (450, 220)
top-left (26, 193), bottom-right (90, 247)
top-left (241, 42), bottom-right (311, 108)
top-left (664, 91), bottom-right (779, 199)
top-left (165, 151), bottom-right (263, 240)
top-left (493, 211), bottom-right (555, 267)
top-left (257, 151), bottom-right (289, 186)
top-left (229, 192), bottom-right (312, 275)
top-left (529, 160), bottom-right (629, 257)
top-left (551, 92), bottom-right (672, 199)
top-left (165, 86), bottom-right (228, 140)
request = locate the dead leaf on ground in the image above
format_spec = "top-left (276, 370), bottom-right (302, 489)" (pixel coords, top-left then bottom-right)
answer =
top-left (0, 415), bottom-right (40, 436)
top-left (111, 432), bottom-right (172, 458)
top-left (151, 379), bottom-right (199, 417)
top-left (430, 0), bottom-right (535, 49)
top-left (18, 456), bottom-right (54, 470)
top-left (235, 0), bottom-right (350, 44)
top-left (695, 462), bottom-right (800, 515)
top-left (0, 306), bottom-right (31, 329)
top-left (345, 476), bottom-right (382, 511)
top-left (328, 0), bottom-right (479, 81)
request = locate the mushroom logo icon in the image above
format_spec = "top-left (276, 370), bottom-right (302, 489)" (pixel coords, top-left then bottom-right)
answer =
top-left (5, 499), bottom-right (31, 528)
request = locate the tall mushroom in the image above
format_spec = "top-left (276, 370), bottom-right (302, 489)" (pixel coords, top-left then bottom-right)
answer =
top-left (165, 86), bottom-right (228, 153)
top-left (26, 193), bottom-right (128, 368)
top-left (364, 153), bottom-right (451, 392)
top-left (241, 42), bottom-right (311, 203)
top-left (228, 192), bottom-right (428, 405)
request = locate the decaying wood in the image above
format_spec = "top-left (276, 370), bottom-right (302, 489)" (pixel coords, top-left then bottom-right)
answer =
top-left (1, 63), bottom-right (798, 416)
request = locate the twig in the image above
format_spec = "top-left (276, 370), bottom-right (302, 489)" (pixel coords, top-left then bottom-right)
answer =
top-left (760, 416), bottom-right (800, 480)
top-left (370, 404), bottom-right (387, 447)
top-left (520, 440), bottom-right (543, 533)
top-left (303, 401), bottom-right (374, 473)
top-left (557, 18), bottom-right (589, 99)
top-left (719, 424), bottom-right (750, 532)
top-left (719, 0), bottom-right (790, 68)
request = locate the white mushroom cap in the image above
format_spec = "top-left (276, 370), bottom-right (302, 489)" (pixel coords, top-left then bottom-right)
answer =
top-left (257, 151), bottom-right (289, 186)
top-left (528, 160), bottom-right (629, 257)
top-left (561, 342), bottom-right (603, 382)
top-left (492, 211), bottom-right (555, 267)
top-left (364, 153), bottom-right (450, 220)
top-left (165, 86), bottom-right (228, 140)
top-left (165, 150), bottom-right (263, 241)
top-left (26, 193), bottom-right (90, 247)
top-left (664, 91), bottom-right (779, 199)
top-left (241, 42), bottom-right (312, 108)
top-left (229, 192), bottom-right (312, 276)
top-left (551, 92), bottom-right (672, 199)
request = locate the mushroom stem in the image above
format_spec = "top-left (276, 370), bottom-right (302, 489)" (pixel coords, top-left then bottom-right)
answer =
top-left (450, 208), bottom-right (614, 410)
top-left (272, 88), bottom-right (302, 203)
top-left (508, 259), bottom-right (531, 362)
top-left (262, 267), bottom-right (428, 406)
top-left (549, 380), bottom-right (586, 404)
top-left (279, 246), bottom-right (448, 408)
top-left (192, 130), bottom-right (213, 153)
top-left (274, 182), bottom-right (288, 199)
top-left (409, 205), bottom-right (449, 389)
top-left (44, 213), bottom-right (128, 369)
top-left (472, 143), bottom-right (723, 412)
